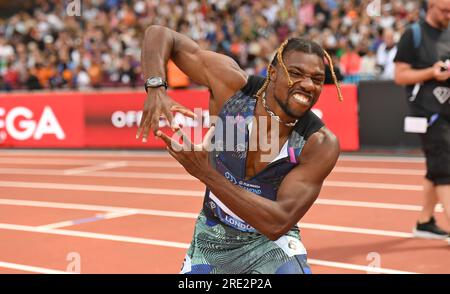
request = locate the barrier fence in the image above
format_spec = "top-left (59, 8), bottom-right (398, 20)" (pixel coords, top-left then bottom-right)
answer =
top-left (0, 84), bottom-right (363, 151)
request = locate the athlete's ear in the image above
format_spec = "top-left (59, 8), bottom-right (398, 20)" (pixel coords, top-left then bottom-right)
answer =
top-left (269, 65), bottom-right (276, 81)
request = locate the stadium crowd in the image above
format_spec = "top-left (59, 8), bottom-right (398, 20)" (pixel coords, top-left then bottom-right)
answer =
top-left (0, 0), bottom-right (425, 91)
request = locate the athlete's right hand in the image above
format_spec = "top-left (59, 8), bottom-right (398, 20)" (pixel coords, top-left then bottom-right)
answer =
top-left (432, 61), bottom-right (450, 82)
top-left (136, 87), bottom-right (197, 142)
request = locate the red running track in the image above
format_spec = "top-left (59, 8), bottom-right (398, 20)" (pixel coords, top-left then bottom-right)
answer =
top-left (0, 150), bottom-right (448, 274)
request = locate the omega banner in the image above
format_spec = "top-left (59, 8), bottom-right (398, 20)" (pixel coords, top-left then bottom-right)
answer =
top-left (0, 85), bottom-right (359, 150)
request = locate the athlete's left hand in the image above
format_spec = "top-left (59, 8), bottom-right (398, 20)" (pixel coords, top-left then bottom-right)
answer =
top-left (156, 126), bottom-right (215, 181)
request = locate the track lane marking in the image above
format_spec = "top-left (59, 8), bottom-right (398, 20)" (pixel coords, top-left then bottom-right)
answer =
top-left (36, 210), bottom-right (138, 231)
top-left (0, 180), bottom-right (423, 194)
top-left (63, 161), bottom-right (128, 175)
top-left (0, 223), bottom-right (419, 274)
top-left (0, 203), bottom-right (415, 239)
top-left (0, 166), bottom-right (425, 179)
top-left (0, 198), bottom-right (443, 216)
top-left (0, 261), bottom-right (72, 274)
top-left (0, 150), bottom-right (425, 163)
top-left (307, 259), bottom-right (416, 274)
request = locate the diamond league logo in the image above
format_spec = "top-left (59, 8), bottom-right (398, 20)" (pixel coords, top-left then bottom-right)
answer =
top-left (433, 87), bottom-right (450, 104)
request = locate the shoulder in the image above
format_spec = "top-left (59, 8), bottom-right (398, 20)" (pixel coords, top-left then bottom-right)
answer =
top-left (295, 111), bottom-right (325, 140)
top-left (300, 126), bottom-right (340, 166)
top-left (394, 25), bottom-right (416, 63)
top-left (240, 75), bottom-right (266, 96)
top-left (398, 25), bottom-right (415, 45)
top-left (197, 50), bottom-right (248, 101)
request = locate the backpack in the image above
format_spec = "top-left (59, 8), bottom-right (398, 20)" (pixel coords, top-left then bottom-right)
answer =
top-left (411, 22), bottom-right (422, 49)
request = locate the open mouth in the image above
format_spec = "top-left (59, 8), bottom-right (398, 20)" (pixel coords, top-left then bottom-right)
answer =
top-left (291, 92), bottom-right (312, 106)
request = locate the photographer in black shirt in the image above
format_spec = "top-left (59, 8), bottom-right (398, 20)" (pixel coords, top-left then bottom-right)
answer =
top-left (394, 0), bottom-right (450, 243)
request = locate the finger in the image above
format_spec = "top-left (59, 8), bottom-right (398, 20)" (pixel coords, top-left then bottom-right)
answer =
top-left (136, 110), bottom-right (148, 139)
top-left (171, 105), bottom-right (197, 119)
top-left (202, 125), bottom-right (216, 151)
top-left (163, 108), bottom-right (179, 131)
top-left (141, 114), bottom-right (153, 142)
top-left (142, 114), bottom-right (159, 142)
top-left (156, 130), bottom-right (183, 151)
top-left (176, 128), bottom-right (193, 150)
top-left (166, 146), bottom-right (180, 161)
top-left (150, 115), bottom-right (161, 136)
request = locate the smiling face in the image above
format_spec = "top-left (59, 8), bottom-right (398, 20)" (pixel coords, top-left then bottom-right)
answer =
top-left (269, 50), bottom-right (325, 119)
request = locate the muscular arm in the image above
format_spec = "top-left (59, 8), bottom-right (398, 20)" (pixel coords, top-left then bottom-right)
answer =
top-left (141, 25), bottom-right (247, 101)
top-left (199, 128), bottom-right (340, 241)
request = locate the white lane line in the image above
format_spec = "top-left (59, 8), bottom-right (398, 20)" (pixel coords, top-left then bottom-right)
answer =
top-left (0, 157), bottom-right (426, 171)
top-left (0, 222), bottom-right (419, 274)
top-left (0, 181), bottom-right (204, 197)
top-left (300, 223), bottom-right (413, 238)
top-left (0, 150), bottom-right (424, 162)
top-left (333, 166), bottom-right (424, 176)
top-left (315, 198), bottom-right (443, 213)
top-left (35, 220), bottom-right (75, 231)
top-left (0, 257), bottom-right (417, 275)
top-left (0, 168), bottom-right (194, 180)
top-left (338, 155), bottom-right (424, 163)
top-left (0, 223), bottom-right (190, 249)
top-left (0, 166), bottom-right (424, 179)
top-left (0, 261), bottom-right (72, 274)
top-left (101, 210), bottom-right (140, 219)
top-left (0, 158), bottom-right (182, 168)
top-left (0, 197), bottom-right (443, 219)
top-left (36, 210), bottom-right (138, 231)
top-left (0, 179), bottom-right (423, 194)
top-left (0, 199), bottom-right (199, 218)
top-left (0, 158), bottom-right (113, 166)
top-left (0, 150), bottom-right (170, 158)
top-left (63, 161), bottom-right (128, 175)
top-left (0, 199), bottom-right (415, 239)
top-left (307, 259), bottom-right (417, 274)
top-left (87, 171), bottom-right (193, 180)
top-left (324, 181), bottom-right (422, 191)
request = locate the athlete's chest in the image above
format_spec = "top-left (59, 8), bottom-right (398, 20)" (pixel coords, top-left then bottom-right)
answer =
top-left (244, 128), bottom-right (289, 180)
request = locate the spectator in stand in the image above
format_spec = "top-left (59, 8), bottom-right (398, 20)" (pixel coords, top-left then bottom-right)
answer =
top-left (340, 42), bottom-right (361, 83)
top-left (75, 66), bottom-right (91, 90)
top-left (360, 48), bottom-right (378, 80)
top-left (25, 66), bottom-right (42, 90)
top-left (0, 0), bottom-right (428, 91)
top-left (376, 28), bottom-right (398, 80)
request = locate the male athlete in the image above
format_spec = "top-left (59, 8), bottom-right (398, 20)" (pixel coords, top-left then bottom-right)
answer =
top-left (137, 25), bottom-right (342, 274)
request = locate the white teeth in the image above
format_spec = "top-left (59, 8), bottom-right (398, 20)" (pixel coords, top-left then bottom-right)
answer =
top-left (293, 94), bottom-right (309, 104)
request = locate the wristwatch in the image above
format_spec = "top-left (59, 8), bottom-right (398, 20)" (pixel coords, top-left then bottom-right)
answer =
top-left (144, 77), bottom-right (168, 92)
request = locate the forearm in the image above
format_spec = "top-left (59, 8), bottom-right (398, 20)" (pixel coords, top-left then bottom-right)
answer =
top-left (395, 67), bottom-right (434, 85)
top-left (141, 25), bottom-right (174, 80)
top-left (200, 168), bottom-right (293, 240)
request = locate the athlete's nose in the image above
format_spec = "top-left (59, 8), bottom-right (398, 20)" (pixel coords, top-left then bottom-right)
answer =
top-left (299, 76), bottom-right (314, 93)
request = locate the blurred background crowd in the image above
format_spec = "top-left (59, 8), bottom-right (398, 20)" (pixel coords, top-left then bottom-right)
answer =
top-left (0, 0), bottom-right (426, 91)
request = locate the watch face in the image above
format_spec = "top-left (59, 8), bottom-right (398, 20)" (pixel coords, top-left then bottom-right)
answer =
top-left (148, 77), bottom-right (162, 87)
